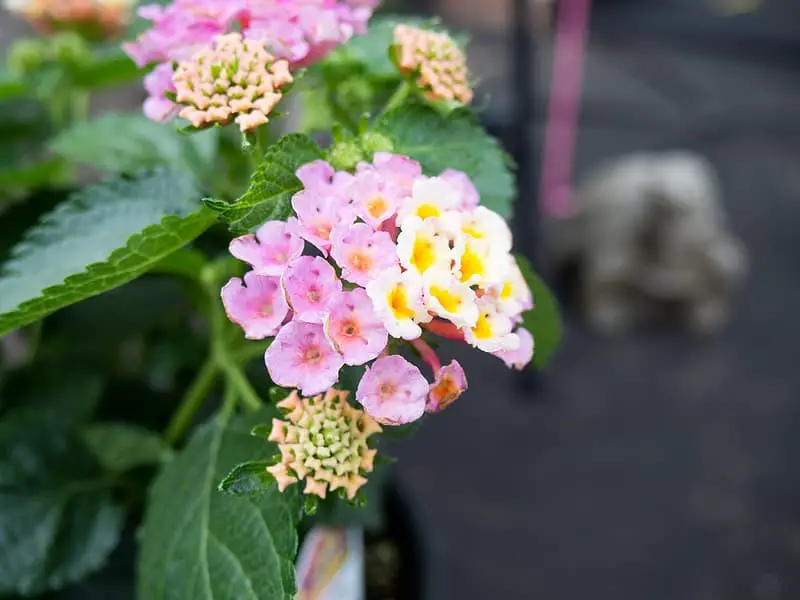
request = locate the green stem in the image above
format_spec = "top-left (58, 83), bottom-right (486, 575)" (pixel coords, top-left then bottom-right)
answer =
top-left (327, 89), bottom-right (359, 133)
top-left (165, 358), bottom-right (218, 445)
top-left (221, 361), bottom-right (262, 412)
top-left (379, 80), bottom-right (412, 120)
top-left (221, 379), bottom-right (238, 422)
top-left (70, 89), bottom-right (90, 124)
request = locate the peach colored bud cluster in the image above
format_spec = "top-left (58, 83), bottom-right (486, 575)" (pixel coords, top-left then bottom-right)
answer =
top-left (393, 24), bottom-right (473, 105)
top-left (266, 389), bottom-right (382, 500)
top-left (172, 32), bottom-right (293, 132)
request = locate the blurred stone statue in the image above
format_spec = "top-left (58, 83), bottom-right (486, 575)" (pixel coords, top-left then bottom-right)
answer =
top-left (549, 151), bottom-right (748, 334)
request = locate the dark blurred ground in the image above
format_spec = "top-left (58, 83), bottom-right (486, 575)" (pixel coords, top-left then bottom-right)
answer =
top-left (396, 4), bottom-right (800, 600)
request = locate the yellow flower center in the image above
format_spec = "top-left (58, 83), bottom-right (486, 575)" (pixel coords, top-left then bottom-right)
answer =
top-left (411, 236), bottom-right (437, 273)
top-left (388, 286), bottom-right (415, 320)
top-left (416, 203), bottom-right (440, 220)
top-left (500, 280), bottom-right (513, 300)
top-left (366, 195), bottom-right (387, 218)
top-left (473, 313), bottom-right (493, 339)
top-left (462, 223), bottom-right (484, 239)
top-left (460, 245), bottom-right (484, 283)
top-left (349, 251), bottom-right (372, 273)
top-left (430, 285), bottom-right (461, 314)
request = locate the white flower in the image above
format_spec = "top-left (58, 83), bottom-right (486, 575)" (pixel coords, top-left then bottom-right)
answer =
top-left (455, 236), bottom-right (509, 288)
top-left (460, 207), bottom-right (513, 253)
top-left (491, 255), bottom-right (534, 318)
top-left (396, 215), bottom-right (454, 277)
top-left (422, 268), bottom-right (479, 328)
top-left (396, 176), bottom-right (460, 226)
top-left (463, 297), bottom-right (520, 353)
top-left (366, 267), bottom-right (431, 340)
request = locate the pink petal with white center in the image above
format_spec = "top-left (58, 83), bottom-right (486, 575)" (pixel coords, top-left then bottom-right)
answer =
top-left (281, 256), bottom-right (342, 323)
top-left (221, 272), bottom-right (288, 340)
top-left (323, 288), bottom-right (388, 366)
top-left (265, 321), bottom-right (344, 396)
top-left (426, 360), bottom-right (468, 413)
top-left (439, 168), bottom-right (479, 210)
top-left (493, 327), bottom-right (535, 370)
top-left (355, 355), bottom-right (428, 425)
top-left (330, 222), bottom-right (398, 287)
top-left (229, 220), bottom-right (304, 276)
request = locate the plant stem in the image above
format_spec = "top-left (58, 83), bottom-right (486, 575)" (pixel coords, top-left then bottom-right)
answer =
top-left (221, 379), bottom-right (238, 421)
top-left (222, 361), bottom-right (262, 412)
top-left (423, 319), bottom-right (465, 341)
top-left (165, 358), bottom-right (218, 445)
top-left (378, 80), bottom-right (412, 121)
top-left (410, 338), bottom-right (442, 377)
top-left (327, 89), bottom-right (359, 133)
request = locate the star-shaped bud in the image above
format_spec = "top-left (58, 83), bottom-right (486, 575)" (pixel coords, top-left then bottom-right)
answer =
top-left (263, 389), bottom-right (382, 500)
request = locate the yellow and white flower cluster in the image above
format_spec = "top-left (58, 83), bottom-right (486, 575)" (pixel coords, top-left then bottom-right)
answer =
top-left (366, 171), bottom-right (534, 354)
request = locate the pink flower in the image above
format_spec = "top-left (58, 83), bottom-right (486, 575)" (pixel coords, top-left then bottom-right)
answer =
top-left (348, 169), bottom-right (403, 229)
top-left (281, 256), bottom-right (341, 323)
top-left (361, 152), bottom-right (422, 196)
top-left (290, 186), bottom-right (354, 254)
top-left (329, 223), bottom-right (398, 287)
top-left (426, 360), bottom-right (468, 413)
top-left (323, 289), bottom-right (388, 366)
top-left (494, 328), bottom-right (535, 370)
top-left (265, 321), bottom-right (344, 396)
top-left (440, 168), bottom-right (480, 210)
top-left (229, 220), bottom-right (304, 277)
top-left (296, 160), bottom-right (354, 200)
top-left (142, 63), bottom-right (178, 122)
top-left (356, 355), bottom-right (428, 425)
top-left (221, 272), bottom-right (288, 340)
top-left (123, 0), bottom-right (238, 67)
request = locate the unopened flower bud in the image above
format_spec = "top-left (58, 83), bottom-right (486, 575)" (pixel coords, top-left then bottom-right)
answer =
top-left (392, 24), bottom-right (473, 105)
top-left (173, 32), bottom-right (293, 133)
top-left (265, 389), bottom-right (382, 500)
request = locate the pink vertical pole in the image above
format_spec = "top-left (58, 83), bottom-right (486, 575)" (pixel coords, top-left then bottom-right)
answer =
top-left (539, 0), bottom-right (592, 218)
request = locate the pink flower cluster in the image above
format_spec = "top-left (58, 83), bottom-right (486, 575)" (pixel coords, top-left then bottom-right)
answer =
top-left (123, 0), bottom-right (378, 122)
top-left (222, 153), bottom-right (535, 426)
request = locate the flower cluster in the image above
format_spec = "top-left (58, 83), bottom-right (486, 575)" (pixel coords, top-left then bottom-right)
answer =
top-left (172, 33), bottom-right (292, 132)
top-left (265, 388), bottom-right (381, 500)
top-left (5, 0), bottom-right (133, 38)
top-left (123, 0), bottom-right (377, 121)
top-left (393, 24), bottom-right (473, 105)
top-left (222, 153), bottom-right (534, 426)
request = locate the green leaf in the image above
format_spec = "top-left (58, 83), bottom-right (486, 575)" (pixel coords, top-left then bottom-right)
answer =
top-left (218, 460), bottom-right (274, 496)
top-left (72, 46), bottom-right (141, 89)
top-left (374, 103), bottom-right (515, 217)
top-left (515, 255), bottom-right (563, 368)
top-left (138, 409), bottom-right (302, 600)
top-left (0, 168), bottom-right (214, 336)
top-left (50, 113), bottom-right (219, 178)
top-left (82, 423), bottom-right (173, 473)
top-left (0, 67), bottom-right (26, 100)
top-left (0, 376), bottom-right (123, 596)
top-left (205, 133), bottom-right (324, 234)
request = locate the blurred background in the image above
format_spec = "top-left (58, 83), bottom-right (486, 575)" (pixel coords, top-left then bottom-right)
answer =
top-left (4, 0), bottom-right (800, 598)
top-left (385, 1), bottom-right (800, 599)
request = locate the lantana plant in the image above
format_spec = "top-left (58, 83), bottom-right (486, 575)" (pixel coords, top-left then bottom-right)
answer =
top-left (0, 1), bottom-right (562, 598)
